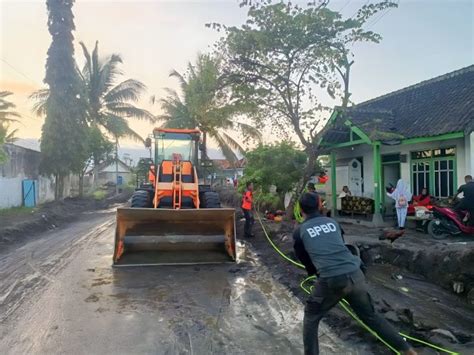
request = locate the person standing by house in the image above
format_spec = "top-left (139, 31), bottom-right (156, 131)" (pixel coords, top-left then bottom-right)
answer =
top-left (387, 179), bottom-right (412, 230)
top-left (454, 175), bottom-right (474, 225)
top-left (242, 181), bottom-right (255, 238)
top-left (337, 186), bottom-right (352, 214)
top-left (293, 192), bottom-right (416, 355)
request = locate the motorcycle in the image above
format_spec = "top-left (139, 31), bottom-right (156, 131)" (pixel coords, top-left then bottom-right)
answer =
top-left (428, 205), bottom-right (474, 239)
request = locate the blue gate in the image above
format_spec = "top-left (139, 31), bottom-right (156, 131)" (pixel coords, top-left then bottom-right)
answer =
top-left (22, 179), bottom-right (37, 207)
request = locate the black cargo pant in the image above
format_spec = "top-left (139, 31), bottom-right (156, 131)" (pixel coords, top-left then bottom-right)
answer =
top-left (454, 200), bottom-right (474, 225)
top-left (242, 208), bottom-right (254, 237)
top-left (303, 269), bottom-right (410, 355)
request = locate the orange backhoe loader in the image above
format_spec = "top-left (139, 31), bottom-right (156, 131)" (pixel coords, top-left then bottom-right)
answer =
top-left (113, 128), bottom-right (236, 266)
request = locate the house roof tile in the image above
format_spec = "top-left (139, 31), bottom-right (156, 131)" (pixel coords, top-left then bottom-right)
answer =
top-left (322, 65), bottom-right (474, 145)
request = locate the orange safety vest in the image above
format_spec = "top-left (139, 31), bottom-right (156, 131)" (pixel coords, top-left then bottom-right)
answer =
top-left (242, 190), bottom-right (253, 210)
top-left (148, 166), bottom-right (156, 185)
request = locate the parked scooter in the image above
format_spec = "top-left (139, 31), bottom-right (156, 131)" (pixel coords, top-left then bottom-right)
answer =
top-left (428, 205), bottom-right (474, 239)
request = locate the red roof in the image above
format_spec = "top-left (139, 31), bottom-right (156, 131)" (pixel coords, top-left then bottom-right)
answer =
top-left (213, 158), bottom-right (246, 170)
top-left (153, 128), bottom-right (201, 134)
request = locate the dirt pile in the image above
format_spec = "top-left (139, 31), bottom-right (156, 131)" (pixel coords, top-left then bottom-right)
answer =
top-left (358, 239), bottom-right (474, 304)
top-left (0, 191), bottom-right (131, 247)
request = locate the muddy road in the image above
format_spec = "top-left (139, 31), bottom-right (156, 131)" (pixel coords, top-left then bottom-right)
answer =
top-left (0, 209), bottom-right (361, 354)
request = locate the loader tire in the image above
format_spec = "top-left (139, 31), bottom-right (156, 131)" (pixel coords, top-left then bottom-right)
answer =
top-left (201, 191), bottom-right (221, 208)
top-left (131, 190), bottom-right (152, 208)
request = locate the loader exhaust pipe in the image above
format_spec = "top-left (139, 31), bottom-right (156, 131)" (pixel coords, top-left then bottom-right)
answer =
top-left (113, 208), bottom-right (236, 266)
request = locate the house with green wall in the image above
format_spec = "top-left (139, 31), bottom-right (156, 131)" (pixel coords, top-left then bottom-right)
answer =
top-left (318, 65), bottom-right (473, 225)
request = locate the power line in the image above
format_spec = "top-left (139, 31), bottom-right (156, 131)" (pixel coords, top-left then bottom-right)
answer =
top-left (367, 0), bottom-right (398, 29)
top-left (337, 0), bottom-right (352, 13)
top-left (0, 57), bottom-right (40, 86)
top-left (0, 57), bottom-right (44, 122)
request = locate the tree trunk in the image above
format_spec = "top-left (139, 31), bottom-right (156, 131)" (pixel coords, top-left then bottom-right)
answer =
top-left (202, 131), bottom-right (208, 160)
top-left (93, 160), bottom-right (99, 190)
top-left (54, 173), bottom-right (64, 201)
top-left (284, 195), bottom-right (296, 222)
top-left (202, 131), bottom-right (208, 184)
top-left (79, 173), bottom-right (84, 198)
top-left (115, 136), bottom-right (119, 196)
top-left (54, 173), bottom-right (59, 201)
top-left (300, 146), bottom-right (317, 194)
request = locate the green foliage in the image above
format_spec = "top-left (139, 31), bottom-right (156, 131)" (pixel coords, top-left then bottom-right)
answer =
top-left (0, 206), bottom-right (35, 217)
top-left (0, 131), bottom-right (6, 164)
top-left (0, 91), bottom-right (20, 126)
top-left (40, 0), bottom-right (89, 181)
top-left (254, 192), bottom-right (281, 211)
top-left (0, 91), bottom-right (21, 163)
top-left (87, 125), bottom-right (113, 167)
top-left (218, 1), bottom-right (396, 185)
top-left (241, 141), bottom-right (308, 195)
top-left (31, 37), bottom-right (154, 195)
top-left (32, 41), bottom-right (155, 145)
top-left (78, 41), bottom-right (156, 142)
top-left (91, 190), bottom-right (107, 200)
top-left (158, 53), bottom-right (261, 162)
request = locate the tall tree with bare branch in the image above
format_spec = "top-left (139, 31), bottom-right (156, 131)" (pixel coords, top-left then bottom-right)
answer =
top-left (218, 0), bottom-right (397, 187)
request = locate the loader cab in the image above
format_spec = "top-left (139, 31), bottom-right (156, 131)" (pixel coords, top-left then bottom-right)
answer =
top-left (153, 128), bottom-right (200, 168)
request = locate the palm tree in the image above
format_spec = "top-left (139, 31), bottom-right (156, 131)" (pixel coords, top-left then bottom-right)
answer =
top-left (158, 54), bottom-right (261, 163)
top-left (0, 91), bottom-right (20, 143)
top-left (0, 91), bottom-right (20, 163)
top-left (30, 41), bottom-right (156, 189)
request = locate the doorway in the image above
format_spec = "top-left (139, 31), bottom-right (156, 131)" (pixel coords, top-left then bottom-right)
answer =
top-left (382, 154), bottom-right (401, 216)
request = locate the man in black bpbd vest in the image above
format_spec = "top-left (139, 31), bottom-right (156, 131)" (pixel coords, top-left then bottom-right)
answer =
top-left (293, 192), bottom-right (416, 355)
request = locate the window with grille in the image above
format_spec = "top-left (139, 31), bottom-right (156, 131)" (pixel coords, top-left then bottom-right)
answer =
top-left (410, 147), bottom-right (456, 199)
top-left (412, 161), bottom-right (430, 196)
top-left (434, 159), bottom-right (455, 198)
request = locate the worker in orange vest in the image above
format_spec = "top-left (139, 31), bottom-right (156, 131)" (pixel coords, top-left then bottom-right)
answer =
top-left (148, 165), bottom-right (156, 185)
top-left (242, 181), bottom-right (254, 238)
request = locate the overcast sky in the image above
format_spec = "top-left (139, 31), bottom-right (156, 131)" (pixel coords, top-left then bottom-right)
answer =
top-left (1, 0), bottom-right (473, 150)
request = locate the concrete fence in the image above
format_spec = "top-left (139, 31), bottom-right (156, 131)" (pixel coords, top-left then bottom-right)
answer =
top-left (0, 144), bottom-right (80, 209)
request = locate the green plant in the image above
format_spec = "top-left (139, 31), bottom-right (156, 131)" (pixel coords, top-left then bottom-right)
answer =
top-left (91, 190), bottom-right (107, 200)
top-left (254, 191), bottom-right (282, 211)
top-left (240, 142), bottom-right (309, 197)
top-left (0, 206), bottom-right (35, 216)
top-left (0, 91), bottom-right (20, 155)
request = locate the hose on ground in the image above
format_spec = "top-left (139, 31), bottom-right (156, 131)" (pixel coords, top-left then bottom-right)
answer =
top-left (254, 211), bottom-right (459, 355)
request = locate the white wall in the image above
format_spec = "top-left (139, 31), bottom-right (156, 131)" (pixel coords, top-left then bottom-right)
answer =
top-left (38, 176), bottom-right (55, 204)
top-left (0, 174), bottom-right (77, 209)
top-left (0, 177), bottom-right (23, 208)
top-left (466, 132), bottom-right (474, 176)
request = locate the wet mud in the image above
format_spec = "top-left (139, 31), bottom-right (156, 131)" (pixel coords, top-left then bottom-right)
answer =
top-left (0, 213), bottom-right (361, 354)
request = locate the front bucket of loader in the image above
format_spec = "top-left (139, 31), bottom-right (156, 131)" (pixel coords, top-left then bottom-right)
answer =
top-left (113, 208), bottom-right (236, 266)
